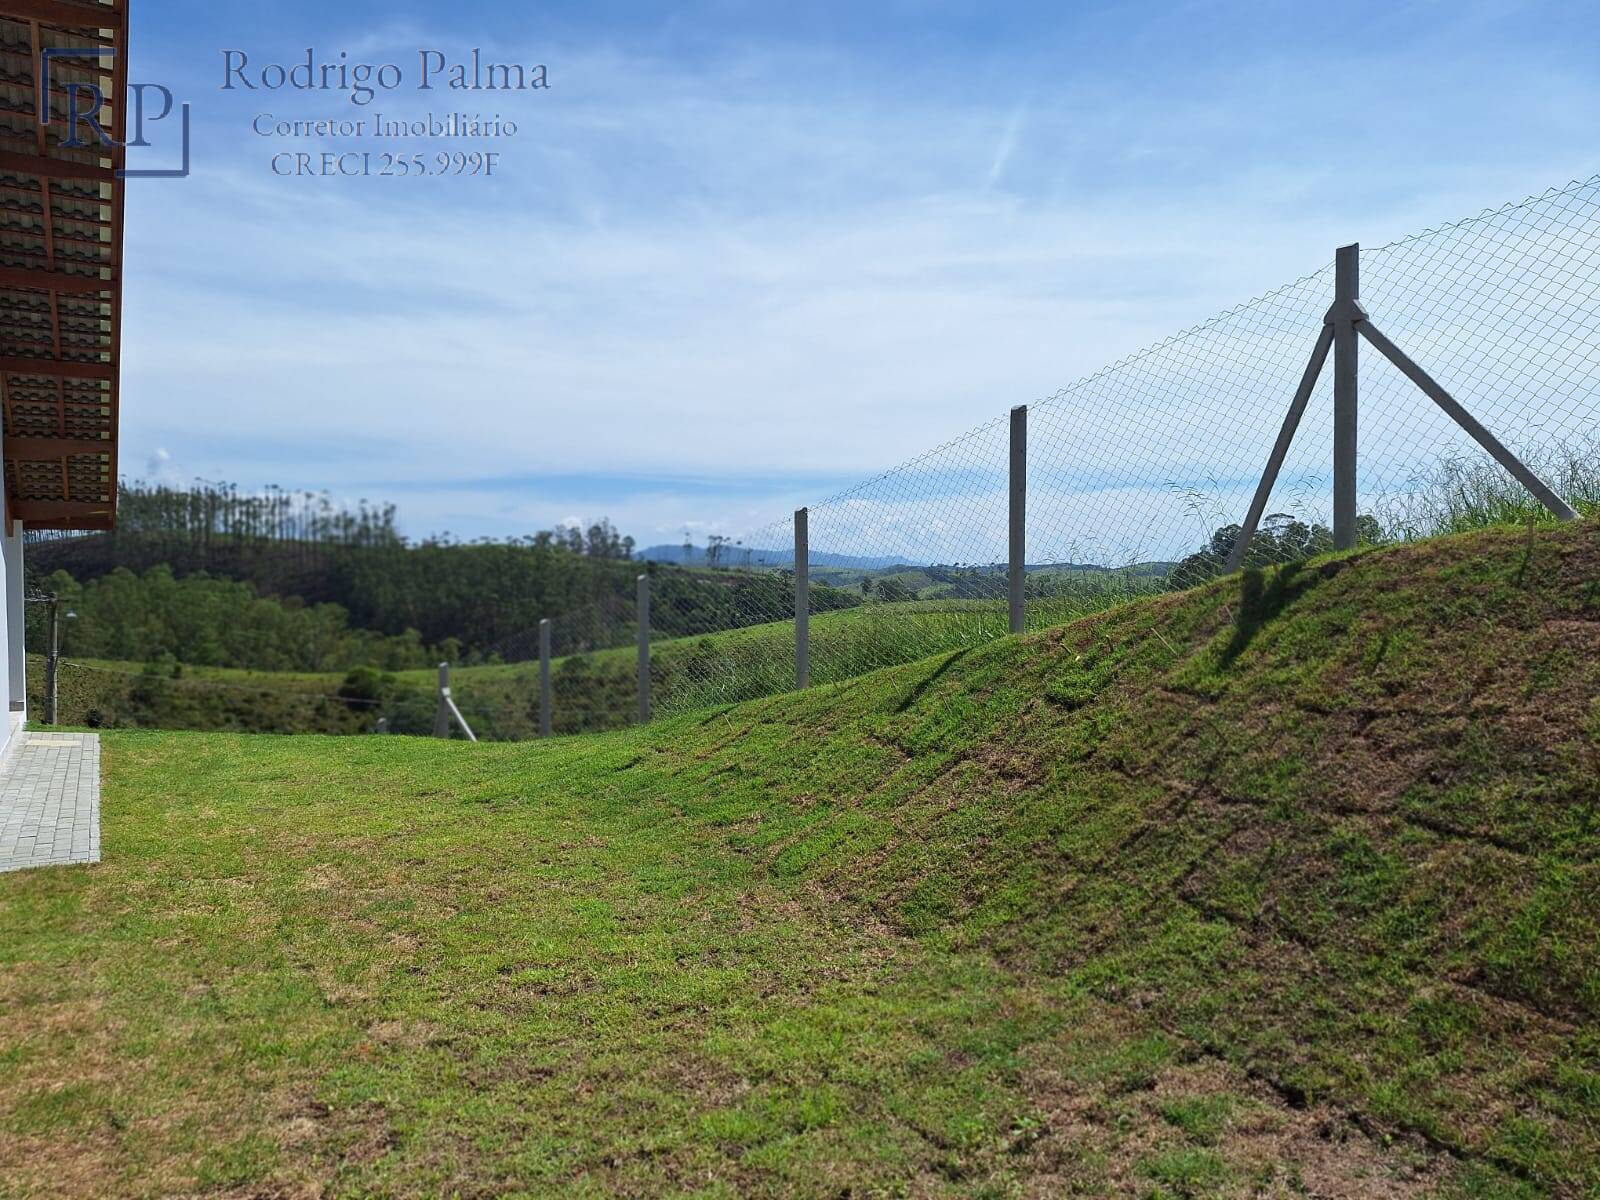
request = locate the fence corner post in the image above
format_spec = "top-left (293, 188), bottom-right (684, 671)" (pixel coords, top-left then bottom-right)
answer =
top-left (1009, 405), bottom-right (1027, 635)
top-left (432, 662), bottom-right (451, 739)
top-left (1333, 242), bottom-right (1360, 550)
top-left (794, 509), bottom-right (810, 689)
top-left (538, 618), bottom-right (552, 738)
top-left (636, 574), bottom-right (651, 724)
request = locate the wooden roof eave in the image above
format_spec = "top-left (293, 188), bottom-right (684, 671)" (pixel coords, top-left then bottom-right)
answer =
top-left (0, 0), bottom-right (122, 532)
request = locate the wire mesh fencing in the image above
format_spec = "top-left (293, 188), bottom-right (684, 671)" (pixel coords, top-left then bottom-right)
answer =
top-left (649, 518), bottom-right (801, 712)
top-left (792, 416), bottom-right (1014, 689)
top-left (432, 175), bottom-right (1600, 733)
top-left (54, 177), bottom-right (1587, 741)
top-left (658, 177), bottom-right (1600, 716)
top-left (1028, 264), bottom-right (1335, 580)
top-left (45, 659), bottom-right (388, 735)
top-left (1353, 188), bottom-right (1600, 535)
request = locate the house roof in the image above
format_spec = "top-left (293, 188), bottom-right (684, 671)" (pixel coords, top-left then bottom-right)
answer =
top-left (0, 0), bottom-right (124, 531)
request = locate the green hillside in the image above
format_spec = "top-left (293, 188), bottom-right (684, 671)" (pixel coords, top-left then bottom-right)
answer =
top-left (2, 523), bottom-right (1595, 1197)
top-left (44, 588), bottom-right (1150, 738)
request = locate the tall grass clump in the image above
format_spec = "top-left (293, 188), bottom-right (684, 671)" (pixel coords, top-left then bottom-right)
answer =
top-left (1385, 438), bottom-right (1600, 539)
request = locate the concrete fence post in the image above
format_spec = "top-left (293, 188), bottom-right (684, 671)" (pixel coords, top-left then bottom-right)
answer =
top-left (794, 508), bottom-right (809, 689)
top-left (432, 662), bottom-right (478, 742)
top-left (1230, 238), bottom-right (1572, 576)
top-left (1333, 243), bottom-right (1360, 550)
top-left (1009, 405), bottom-right (1027, 635)
top-left (636, 574), bottom-right (651, 724)
top-left (1358, 321), bottom-right (1580, 523)
top-left (1224, 325), bottom-right (1334, 573)
top-left (538, 617), bottom-right (552, 738)
top-left (432, 662), bottom-right (451, 739)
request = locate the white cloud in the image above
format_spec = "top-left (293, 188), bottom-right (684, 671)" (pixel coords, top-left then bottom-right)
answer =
top-left (144, 447), bottom-right (177, 482)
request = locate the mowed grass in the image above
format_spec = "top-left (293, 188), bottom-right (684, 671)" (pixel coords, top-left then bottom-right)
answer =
top-left (3, 523), bottom-right (1598, 1197)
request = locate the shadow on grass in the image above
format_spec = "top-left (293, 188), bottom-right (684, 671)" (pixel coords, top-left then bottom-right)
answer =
top-left (1219, 562), bottom-right (1324, 669)
top-left (895, 648), bottom-right (973, 713)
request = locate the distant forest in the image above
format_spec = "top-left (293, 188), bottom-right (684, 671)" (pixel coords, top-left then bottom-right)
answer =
top-left (26, 479), bottom-right (860, 669)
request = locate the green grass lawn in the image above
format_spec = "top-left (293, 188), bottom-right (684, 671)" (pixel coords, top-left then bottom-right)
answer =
top-left (3, 523), bottom-right (1597, 1197)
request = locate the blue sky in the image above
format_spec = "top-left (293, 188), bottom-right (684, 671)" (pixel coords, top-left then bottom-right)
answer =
top-left (118, 0), bottom-right (1600, 545)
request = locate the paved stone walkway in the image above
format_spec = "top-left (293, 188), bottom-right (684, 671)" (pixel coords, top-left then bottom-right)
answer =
top-left (0, 732), bottom-right (100, 874)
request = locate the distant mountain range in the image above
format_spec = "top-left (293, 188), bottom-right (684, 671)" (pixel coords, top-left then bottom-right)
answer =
top-left (637, 545), bottom-right (909, 570)
top-left (637, 545), bottom-right (1175, 576)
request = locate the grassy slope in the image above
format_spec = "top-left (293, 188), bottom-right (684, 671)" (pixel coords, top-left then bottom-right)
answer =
top-left (1, 524), bottom-right (1596, 1198)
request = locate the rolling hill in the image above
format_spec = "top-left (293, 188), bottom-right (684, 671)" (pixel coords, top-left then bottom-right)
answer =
top-left (41, 586), bottom-right (1151, 738)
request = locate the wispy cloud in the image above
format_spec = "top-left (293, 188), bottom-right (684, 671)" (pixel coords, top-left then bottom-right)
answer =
top-left (985, 103), bottom-right (1027, 189)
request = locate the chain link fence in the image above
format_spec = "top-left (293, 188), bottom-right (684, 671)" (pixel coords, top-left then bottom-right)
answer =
top-left (625, 176), bottom-right (1598, 721)
top-left (39, 178), bottom-right (1600, 738)
top-left (456, 176), bottom-right (1600, 732)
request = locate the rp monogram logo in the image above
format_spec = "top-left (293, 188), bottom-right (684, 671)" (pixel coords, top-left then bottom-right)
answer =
top-left (39, 46), bottom-right (191, 179)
